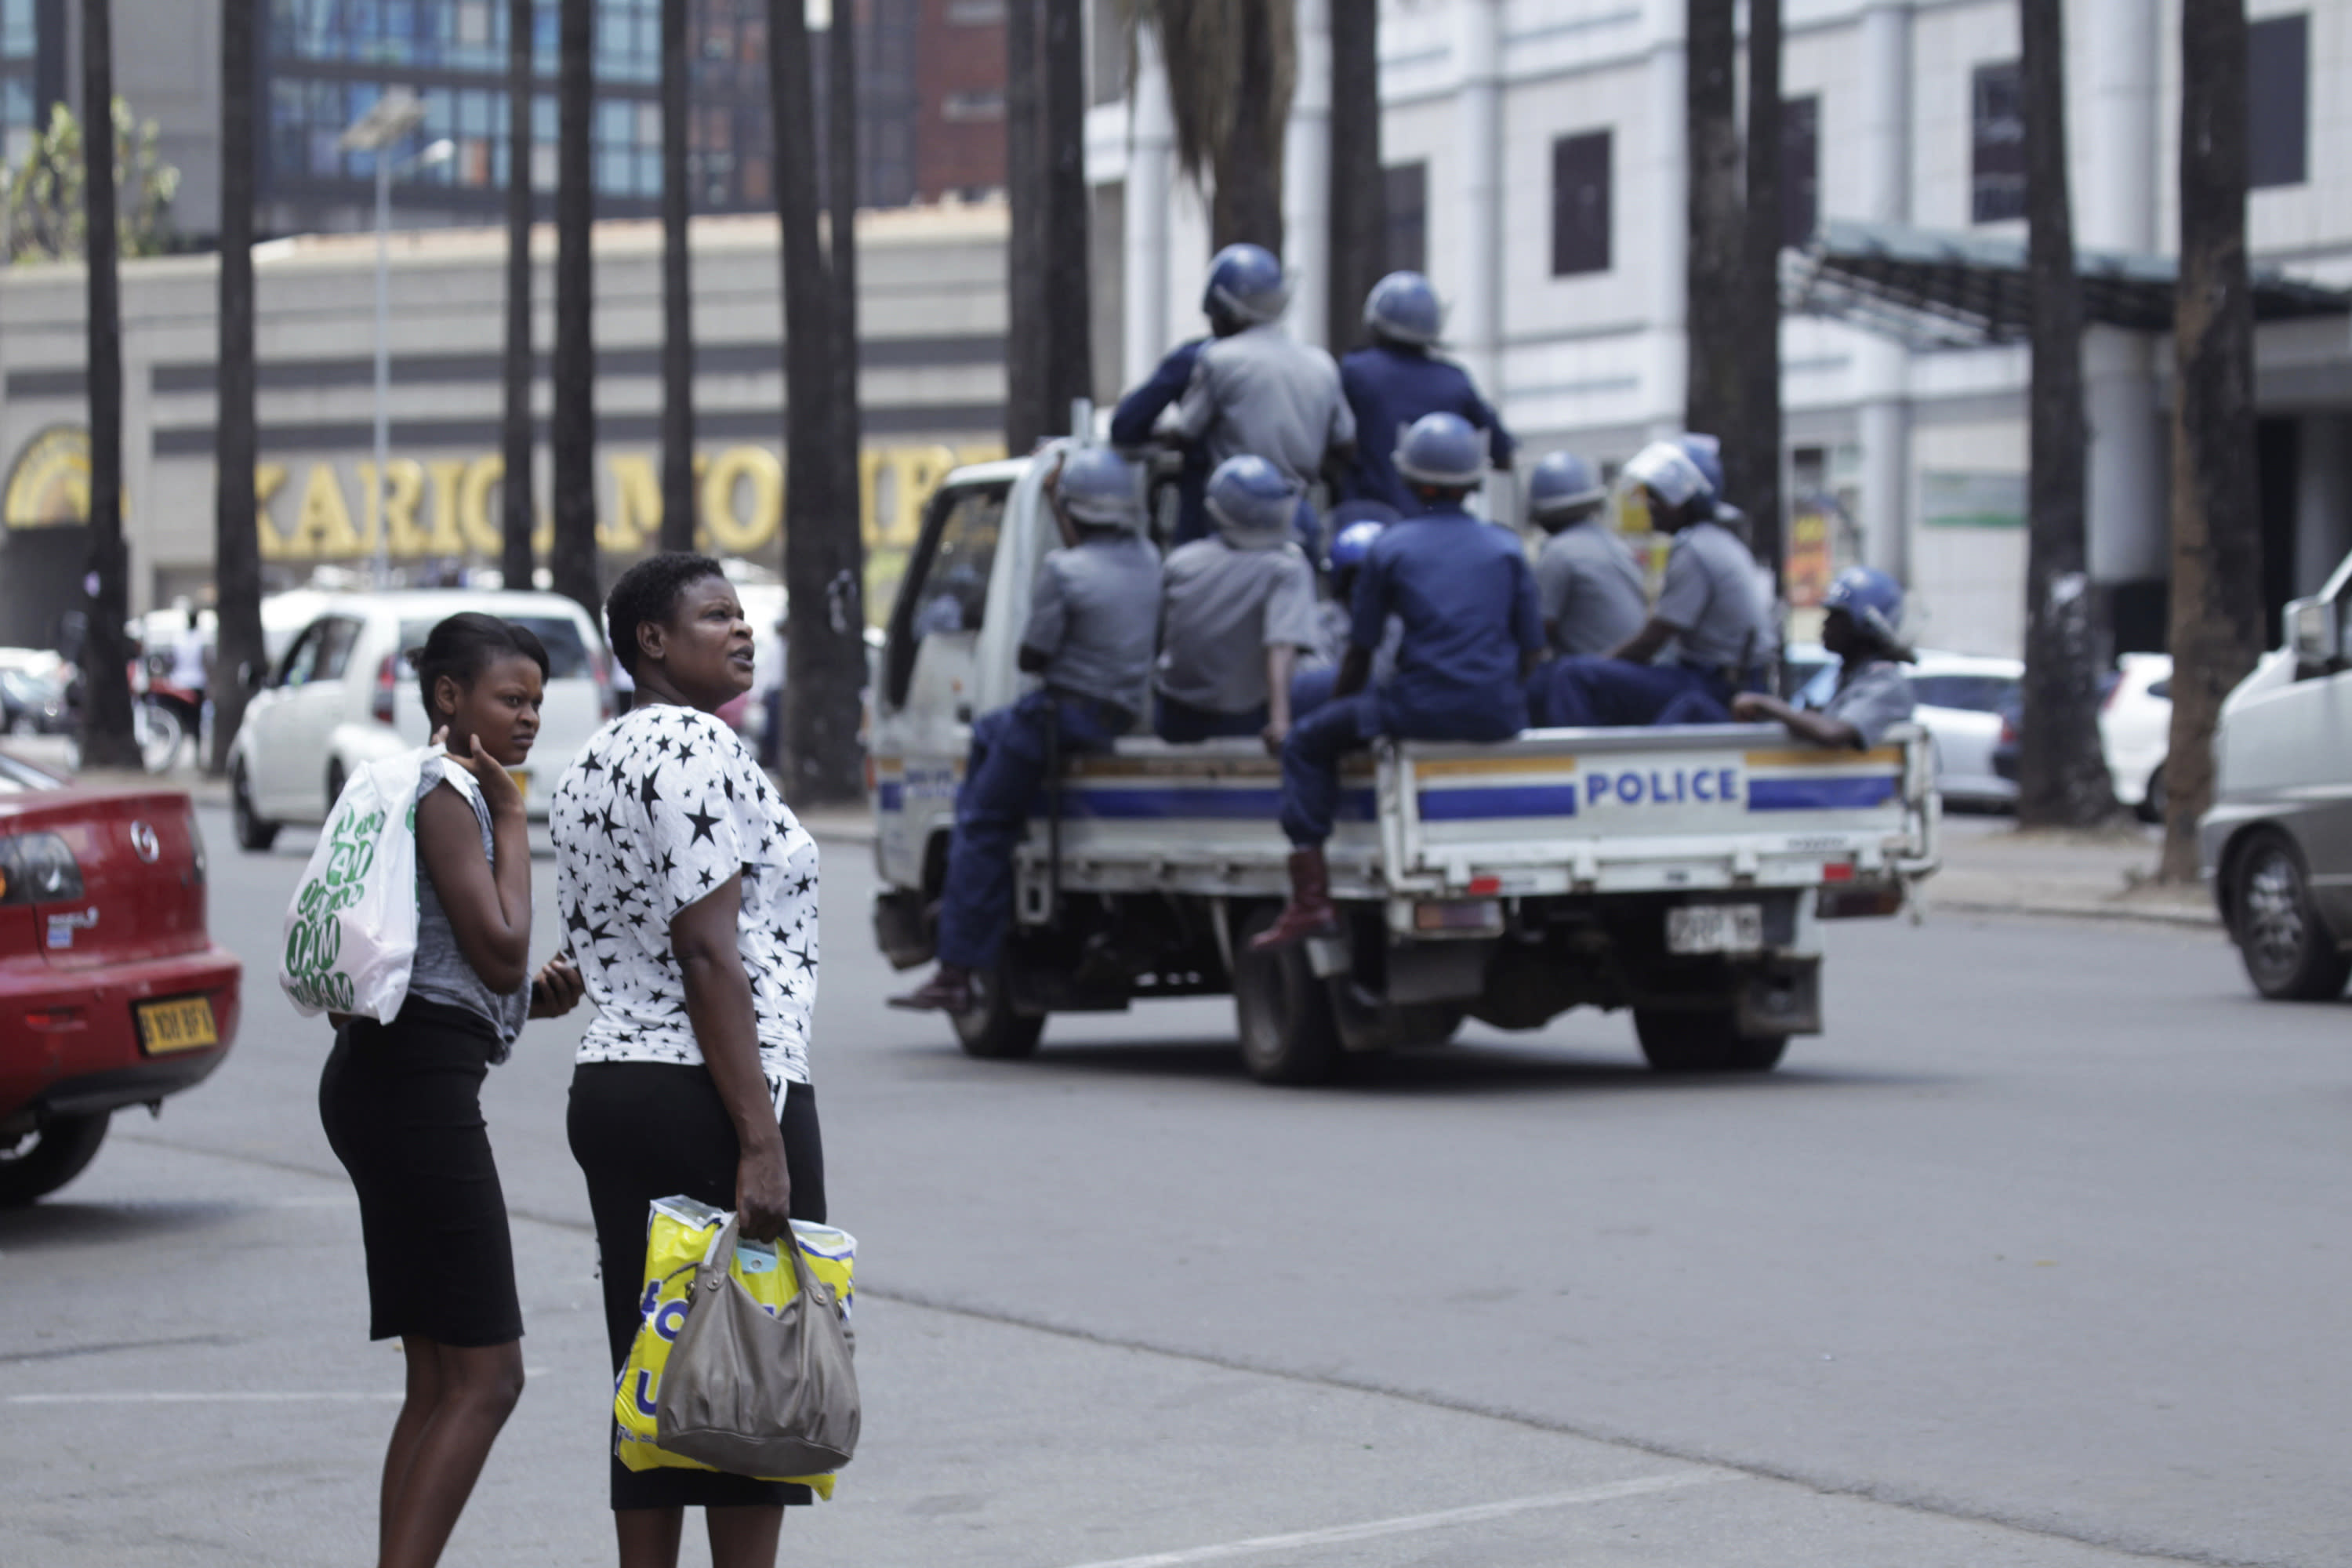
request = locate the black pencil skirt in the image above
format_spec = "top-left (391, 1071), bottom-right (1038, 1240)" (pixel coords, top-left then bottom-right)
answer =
top-left (568, 1062), bottom-right (827, 1512)
top-left (319, 998), bottom-right (523, 1348)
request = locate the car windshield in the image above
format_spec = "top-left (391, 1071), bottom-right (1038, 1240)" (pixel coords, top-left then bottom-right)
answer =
top-left (397, 616), bottom-right (596, 681)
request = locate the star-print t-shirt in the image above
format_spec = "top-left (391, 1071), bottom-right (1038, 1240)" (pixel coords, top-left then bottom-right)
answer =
top-left (552, 702), bottom-right (818, 1106)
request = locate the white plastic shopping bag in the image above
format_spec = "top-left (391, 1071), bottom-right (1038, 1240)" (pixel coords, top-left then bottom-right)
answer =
top-left (278, 744), bottom-right (446, 1023)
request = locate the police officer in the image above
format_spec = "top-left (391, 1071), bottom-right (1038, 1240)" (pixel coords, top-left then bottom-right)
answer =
top-left (891, 448), bottom-right (1163, 1014)
top-left (1154, 456), bottom-right (1324, 746)
top-left (1291, 506), bottom-right (1399, 720)
top-left (1339, 271), bottom-right (1515, 513)
top-left (1111, 336), bottom-right (1210, 543)
top-left (1254, 413), bottom-right (1544, 950)
top-left (1731, 567), bottom-right (1917, 748)
top-left (1535, 440), bottom-right (1769, 728)
top-left (1526, 450), bottom-right (1646, 658)
top-left (1168, 243), bottom-right (1356, 556)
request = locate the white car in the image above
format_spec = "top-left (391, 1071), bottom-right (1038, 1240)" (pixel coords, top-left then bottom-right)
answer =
top-left (1799, 648), bottom-right (2022, 808)
top-left (2100, 652), bottom-right (2172, 822)
top-left (227, 590), bottom-right (612, 849)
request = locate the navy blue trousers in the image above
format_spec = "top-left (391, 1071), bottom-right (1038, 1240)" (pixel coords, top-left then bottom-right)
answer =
top-left (1154, 692), bottom-right (1267, 743)
top-left (1534, 658), bottom-right (1734, 728)
top-left (935, 691), bottom-right (1124, 971)
top-left (1277, 693), bottom-right (1381, 847)
top-left (1288, 664), bottom-right (1341, 720)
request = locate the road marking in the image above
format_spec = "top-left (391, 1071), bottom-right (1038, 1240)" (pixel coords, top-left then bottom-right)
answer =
top-left (7, 1392), bottom-right (405, 1405)
top-left (1057, 1469), bottom-right (1739, 1568)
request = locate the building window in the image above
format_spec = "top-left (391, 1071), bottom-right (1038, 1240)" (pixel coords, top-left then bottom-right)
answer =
top-left (1550, 130), bottom-right (1611, 276)
top-left (2249, 14), bottom-right (2307, 188)
top-left (1781, 94), bottom-right (1818, 249)
top-left (1970, 60), bottom-right (2025, 223)
top-left (1384, 161), bottom-right (1426, 274)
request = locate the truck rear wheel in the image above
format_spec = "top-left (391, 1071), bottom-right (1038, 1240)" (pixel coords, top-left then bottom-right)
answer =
top-left (1232, 909), bottom-right (1341, 1084)
top-left (952, 970), bottom-right (1045, 1060)
top-left (1633, 1007), bottom-right (1786, 1073)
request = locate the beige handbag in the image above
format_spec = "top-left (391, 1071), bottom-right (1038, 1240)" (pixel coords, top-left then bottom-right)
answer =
top-left (656, 1215), bottom-right (862, 1477)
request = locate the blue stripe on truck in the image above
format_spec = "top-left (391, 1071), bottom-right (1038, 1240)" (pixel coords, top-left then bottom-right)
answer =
top-left (1414, 784), bottom-right (1581, 821)
top-left (1057, 787), bottom-right (1377, 822)
top-left (1747, 775), bottom-right (1897, 811)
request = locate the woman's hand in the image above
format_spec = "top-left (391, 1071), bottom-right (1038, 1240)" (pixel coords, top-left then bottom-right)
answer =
top-left (437, 729), bottom-right (525, 819)
top-left (735, 1140), bottom-right (793, 1242)
top-left (527, 953), bottom-right (585, 1018)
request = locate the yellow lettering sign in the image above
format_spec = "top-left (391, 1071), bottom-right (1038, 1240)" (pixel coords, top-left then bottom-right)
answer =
top-left (701, 445), bottom-right (784, 554)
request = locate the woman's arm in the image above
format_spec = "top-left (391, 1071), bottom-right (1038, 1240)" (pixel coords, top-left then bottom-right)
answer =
top-left (670, 873), bottom-right (791, 1240)
top-left (416, 744), bottom-right (532, 994)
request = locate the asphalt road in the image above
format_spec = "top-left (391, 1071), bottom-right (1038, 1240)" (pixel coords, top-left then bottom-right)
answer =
top-left (5, 805), bottom-right (2346, 1567)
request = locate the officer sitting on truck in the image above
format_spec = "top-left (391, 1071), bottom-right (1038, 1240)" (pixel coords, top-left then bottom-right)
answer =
top-left (1533, 439), bottom-right (1769, 728)
top-left (891, 448), bottom-right (1163, 1015)
top-left (1252, 412), bottom-right (1545, 951)
top-left (1111, 336), bottom-right (1209, 543)
top-left (1167, 242), bottom-right (1356, 557)
top-left (1730, 566), bottom-right (1918, 749)
top-left (1526, 450), bottom-right (1647, 659)
top-left (1153, 455), bottom-right (1324, 746)
top-left (1291, 503), bottom-right (1399, 720)
top-left (1338, 271), bottom-right (1515, 514)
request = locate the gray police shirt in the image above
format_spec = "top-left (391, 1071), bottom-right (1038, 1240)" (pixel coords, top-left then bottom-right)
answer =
top-left (1534, 520), bottom-right (1650, 657)
top-left (1813, 659), bottom-right (1917, 750)
top-left (1024, 532), bottom-right (1163, 713)
top-left (1156, 537), bottom-right (1322, 714)
top-left (1169, 324), bottom-right (1356, 489)
top-left (1653, 519), bottom-right (1768, 672)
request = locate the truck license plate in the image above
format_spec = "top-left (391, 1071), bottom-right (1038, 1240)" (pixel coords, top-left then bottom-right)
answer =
top-left (1666, 903), bottom-right (1763, 955)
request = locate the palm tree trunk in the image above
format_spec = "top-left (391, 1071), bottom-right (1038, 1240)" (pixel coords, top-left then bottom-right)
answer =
top-left (659, 0), bottom-right (696, 552)
top-left (770, 0), bottom-right (862, 802)
top-left (210, 0), bottom-right (261, 777)
top-left (550, 0), bottom-right (598, 614)
top-left (1214, 0), bottom-right (1283, 250)
top-left (1004, 0), bottom-right (1047, 451)
top-left (1040, 0), bottom-right (1090, 425)
top-left (1684, 0), bottom-right (1741, 449)
top-left (2161, 0), bottom-right (2262, 878)
top-left (1738, 0), bottom-right (1785, 586)
top-left (78, 0), bottom-right (135, 769)
top-left (1325, 0), bottom-right (1385, 354)
top-left (2016, 0), bottom-right (2114, 827)
top-left (502, 0), bottom-right (537, 589)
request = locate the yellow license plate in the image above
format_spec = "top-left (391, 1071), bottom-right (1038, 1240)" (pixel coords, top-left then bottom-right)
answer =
top-left (136, 996), bottom-right (218, 1054)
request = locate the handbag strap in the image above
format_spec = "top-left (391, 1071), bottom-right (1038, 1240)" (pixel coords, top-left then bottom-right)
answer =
top-left (690, 1215), bottom-right (830, 1303)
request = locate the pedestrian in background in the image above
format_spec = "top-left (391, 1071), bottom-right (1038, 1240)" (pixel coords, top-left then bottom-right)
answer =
top-left (318, 612), bottom-right (585, 1568)
top-left (553, 554), bottom-right (828, 1568)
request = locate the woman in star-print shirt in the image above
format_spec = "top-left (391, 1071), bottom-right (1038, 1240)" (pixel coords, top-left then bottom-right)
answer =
top-left (552, 553), bottom-right (825, 1563)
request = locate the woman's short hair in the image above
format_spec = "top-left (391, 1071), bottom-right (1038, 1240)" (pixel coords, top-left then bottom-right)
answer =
top-left (414, 612), bottom-right (550, 723)
top-left (605, 552), bottom-right (728, 677)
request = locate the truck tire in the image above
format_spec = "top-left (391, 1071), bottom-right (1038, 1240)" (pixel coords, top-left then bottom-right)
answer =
top-left (1232, 909), bottom-right (1342, 1084)
top-left (951, 969), bottom-right (1046, 1060)
top-left (0, 1113), bottom-right (110, 1206)
top-left (2230, 830), bottom-right (2351, 1000)
top-left (1633, 1007), bottom-right (1784, 1073)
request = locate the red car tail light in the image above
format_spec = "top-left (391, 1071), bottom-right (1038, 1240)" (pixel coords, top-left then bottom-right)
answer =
top-left (372, 655), bottom-right (398, 726)
top-left (0, 831), bottom-right (85, 905)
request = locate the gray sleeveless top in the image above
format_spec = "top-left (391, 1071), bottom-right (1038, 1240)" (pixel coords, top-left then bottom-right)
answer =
top-left (409, 756), bottom-right (529, 1057)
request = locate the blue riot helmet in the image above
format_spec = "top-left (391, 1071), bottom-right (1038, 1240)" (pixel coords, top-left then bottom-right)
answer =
top-left (1620, 440), bottom-right (1713, 527)
top-left (1327, 517), bottom-right (1387, 575)
top-left (1363, 270), bottom-right (1443, 347)
top-left (1678, 434), bottom-right (1726, 496)
top-left (1392, 412), bottom-right (1486, 492)
top-left (1202, 243), bottom-right (1290, 328)
top-left (1203, 454), bottom-right (1300, 549)
top-left (1055, 446), bottom-right (1147, 532)
top-left (1822, 565), bottom-right (1909, 655)
top-left (1526, 451), bottom-right (1608, 531)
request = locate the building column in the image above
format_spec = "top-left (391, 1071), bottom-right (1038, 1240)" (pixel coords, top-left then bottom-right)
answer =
top-left (1122, 26), bottom-right (1175, 389)
top-left (1854, 0), bottom-right (1911, 581)
top-left (1283, 0), bottom-right (1332, 351)
top-left (2079, 0), bottom-right (2165, 595)
top-left (1454, 0), bottom-right (1505, 397)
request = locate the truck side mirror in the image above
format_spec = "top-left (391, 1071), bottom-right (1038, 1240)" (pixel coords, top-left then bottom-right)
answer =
top-left (2288, 597), bottom-right (2337, 677)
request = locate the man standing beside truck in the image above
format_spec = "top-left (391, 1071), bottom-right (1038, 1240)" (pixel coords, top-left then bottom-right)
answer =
top-left (891, 449), bottom-right (1163, 1015)
top-left (1253, 413), bottom-right (1545, 951)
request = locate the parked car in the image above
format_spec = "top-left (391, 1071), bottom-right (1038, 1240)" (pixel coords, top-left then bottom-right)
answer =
top-left (1987, 659), bottom-right (2169, 822)
top-left (226, 590), bottom-right (613, 850)
top-left (0, 750), bottom-right (241, 1203)
top-left (1799, 649), bottom-right (2021, 808)
top-left (0, 666), bottom-right (67, 735)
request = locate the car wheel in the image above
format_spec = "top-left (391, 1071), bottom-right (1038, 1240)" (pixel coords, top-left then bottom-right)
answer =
top-left (231, 759), bottom-right (279, 851)
top-left (136, 701), bottom-right (183, 774)
top-left (1632, 1006), bottom-right (1784, 1073)
top-left (0, 1113), bottom-right (111, 1206)
top-left (2230, 831), bottom-right (2351, 1001)
top-left (949, 968), bottom-right (1045, 1060)
top-left (2136, 764), bottom-right (2168, 826)
top-left (1231, 908), bottom-right (1343, 1084)
top-left (325, 760), bottom-right (347, 815)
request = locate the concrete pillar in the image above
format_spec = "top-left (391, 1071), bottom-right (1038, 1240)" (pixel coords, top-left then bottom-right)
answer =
top-left (1643, 0), bottom-right (1686, 436)
top-left (1122, 27), bottom-right (1175, 387)
top-left (1454, 0), bottom-right (1505, 397)
top-left (1283, 0), bottom-right (1333, 351)
top-left (2295, 414), bottom-right (2352, 595)
top-left (2083, 328), bottom-right (2166, 582)
top-left (1854, 0), bottom-right (1911, 581)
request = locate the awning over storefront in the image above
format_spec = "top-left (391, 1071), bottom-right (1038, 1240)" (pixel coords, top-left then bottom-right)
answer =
top-left (1784, 217), bottom-right (2352, 349)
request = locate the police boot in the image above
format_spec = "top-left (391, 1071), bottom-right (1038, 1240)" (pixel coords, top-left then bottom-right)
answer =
top-left (1251, 849), bottom-right (1338, 950)
top-left (889, 964), bottom-right (974, 1013)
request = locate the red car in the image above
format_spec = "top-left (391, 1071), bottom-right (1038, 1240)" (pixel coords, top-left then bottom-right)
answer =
top-left (0, 751), bottom-right (241, 1203)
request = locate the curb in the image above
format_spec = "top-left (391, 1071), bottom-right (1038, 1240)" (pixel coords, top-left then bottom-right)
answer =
top-left (1925, 897), bottom-right (2219, 931)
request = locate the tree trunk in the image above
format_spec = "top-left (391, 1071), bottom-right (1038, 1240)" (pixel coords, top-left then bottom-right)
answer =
top-left (502, 0), bottom-right (537, 590)
top-left (823, 0), bottom-right (866, 766)
top-left (1214, 0), bottom-right (1283, 251)
top-left (550, 0), bottom-right (599, 615)
top-left (2016, 0), bottom-right (2115, 827)
top-left (78, 0), bottom-right (135, 769)
top-left (1325, 0), bottom-right (1385, 355)
top-left (659, 0), bottom-right (696, 552)
top-left (1738, 0), bottom-right (1785, 585)
top-left (770, 0), bottom-right (863, 803)
top-left (1684, 0), bottom-right (1742, 448)
top-left (2161, 0), bottom-right (2262, 879)
top-left (829, 0), bottom-right (862, 488)
top-left (1004, 0), bottom-right (1047, 452)
top-left (1040, 0), bottom-right (1090, 428)
top-left (210, 0), bottom-right (261, 777)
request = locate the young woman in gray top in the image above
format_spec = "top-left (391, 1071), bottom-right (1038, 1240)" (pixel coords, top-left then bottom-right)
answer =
top-left (318, 612), bottom-right (583, 1568)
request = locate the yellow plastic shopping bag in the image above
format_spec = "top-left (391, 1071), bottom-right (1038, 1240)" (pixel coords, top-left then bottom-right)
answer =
top-left (614, 1195), bottom-right (857, 1496)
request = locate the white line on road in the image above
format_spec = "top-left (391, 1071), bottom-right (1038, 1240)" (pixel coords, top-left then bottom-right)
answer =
top-left (7, 1392), bottom-right (405, 1405)
top-left (1057, 1469), bottom-right (1740, 1568)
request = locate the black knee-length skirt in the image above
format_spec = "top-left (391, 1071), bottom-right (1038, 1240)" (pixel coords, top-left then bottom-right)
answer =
top-left (569, 1062), bottom-right (827, 1512)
